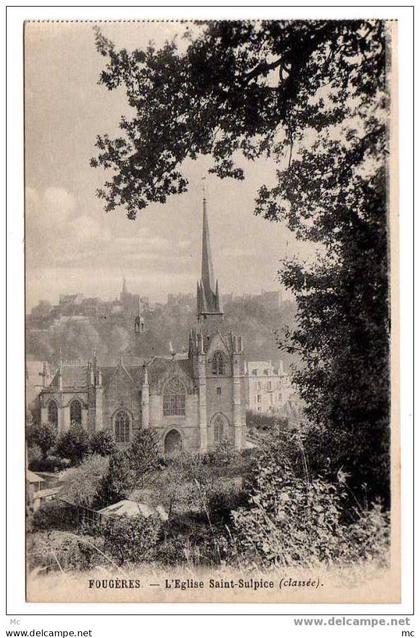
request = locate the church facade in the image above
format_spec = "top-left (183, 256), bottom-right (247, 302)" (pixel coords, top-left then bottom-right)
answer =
top-left (37, 198), bottom-right (246, 454)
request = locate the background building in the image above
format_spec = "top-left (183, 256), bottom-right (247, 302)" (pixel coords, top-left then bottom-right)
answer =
top-left (245, 360), bottom-right (294, 415)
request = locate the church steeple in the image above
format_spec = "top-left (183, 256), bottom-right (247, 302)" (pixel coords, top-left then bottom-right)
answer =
top-left (197, 195), bottom-right (223, 321)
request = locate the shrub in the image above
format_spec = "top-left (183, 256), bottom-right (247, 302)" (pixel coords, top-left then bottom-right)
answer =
top-left (60, 454), bottom-right (109, 508)
top-left (246, 411), bottom-right (286, 433)
top-left (127, 429), bottom-right (160, 487)
top-left (56, 422), bottom-right (90, 465)
top-left (102, 513), bottom-right (162, 565)
top-left (208, 488), bottom-right (248, 524)
top-left (29, 454), bottom-right (71, 473)
top-left (342, 503), bottom-right (390, 566)
top-left (97, 451), bottom-right (134, 507)
top-left (27, 444), bottom-right (43, 466)
top-left (231, 435), bottom-right (390, 568)
top-left (26, 422), bottom-right (57, 458)
top-left (90, 429), bottom-right (117, 456)
top-left (32, 500), bottom-right (78, 531)
top-left (211, 437), bottom-right (239, 466)
top-left (27, 530), bottom-right (104, 572)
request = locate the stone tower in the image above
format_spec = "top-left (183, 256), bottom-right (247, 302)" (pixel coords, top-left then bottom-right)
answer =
top-left (189, 194), bottom-right (245, 452)
top-left (197, 196), bottom-right (223, 332)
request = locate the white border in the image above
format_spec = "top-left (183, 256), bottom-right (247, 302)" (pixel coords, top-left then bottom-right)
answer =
top-left (5, 3), bottom-right (415, 619)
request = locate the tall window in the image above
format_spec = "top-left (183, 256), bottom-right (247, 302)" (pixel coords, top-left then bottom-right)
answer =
top-left (70, 399), bottom-right (82, 424)
top-left (163, 378), bottom-right (186, 416)
top-left (213, 415), bottom-right (226, 444)
top-left (47, 400), bottom-right (58, 426)
top-left (212, 351), bottom-right (225, 375)
top-left (114, 410), bottom-right (130, 443)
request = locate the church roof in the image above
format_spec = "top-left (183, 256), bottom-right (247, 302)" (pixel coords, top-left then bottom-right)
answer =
top-left (44, 354), bottom-right (195, 393)
top-left (145, 356), bottom-right (193, 386)
top-left (50, 364), bottom-right (88, 390)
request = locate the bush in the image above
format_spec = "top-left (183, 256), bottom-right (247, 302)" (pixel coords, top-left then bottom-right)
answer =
top-left (127, 429), bottom-right (160, 487)
top-left (56, 422), bottom-right (90, 465)
top-left (208, 488), bottom-right (248, 524)
top-left (343, 503), bottom-right (390, 566)
top-left (246, 411), bottom-right (286, 433)
top-left (60, 454), bottom-right (109, 508)
top-left (26, 422), bottom-right (57, 458)
top-left (27, 530), bottom-right (104, 572)
top-left (29, 454), bottom-right (71, 473)
top-left (97, 451), bottom-right (134, 507)
top-left (211, 437), bottom-right (239, 466)
top-left (27, 444), bottom-right (43, 466)
top-left (32, 500), bottom-right (78, 531)
top-left (102, 513), bottom-right (162, 565)
top-left (231, 435), bottom-right (390, 568)
top-left (90, 429), bottom-right (117, 456)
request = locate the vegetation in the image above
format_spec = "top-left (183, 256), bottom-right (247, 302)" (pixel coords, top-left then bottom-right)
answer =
top-left (60, 454), bottom-right (110, 508)
top-left (102, 514), bottom-right (162, 566)
top-left (126, 429), bottom-right (160, 487)
top-left (231, 433), bottom-right (390, 568)
top-left (56, 422), bottom-right (90, 465)
top-left (97, 451), bottom-right (133, 506)
top-left (27, 433), bottom-right (390, 573)
top-left (26, 422), bottom-right (57, 459)
top-left (89, 429), bottom-right (117, 457)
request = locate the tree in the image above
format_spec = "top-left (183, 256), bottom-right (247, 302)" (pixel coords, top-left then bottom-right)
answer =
top-left (127, 429), bottom-right (160, 487)
top-left (89, 429), bottom-right (117, 456)
top-left (97, 451), bottom-right (134, 506)
top-left (56, 422), bottom-right (90, 465)
top-left (60, 454), bottom-right (109, 508)
top-left (26, 422), bottom-right (57, 459)
top-left (91, 21), bottom-right (391, 501)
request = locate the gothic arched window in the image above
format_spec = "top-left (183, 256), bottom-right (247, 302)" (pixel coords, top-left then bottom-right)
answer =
top-left (47, 399), bottom-right (58, 427)
top-left (70, 399), bottom-right (82, 424)
top-left (212, 351), bottom-right (225, 375)
top-left (213, 414), bottom-right (226, 444)
top-left (114, 410), bottom-right (131, 443)
top-left (163, 378), bottom-right (186, 416)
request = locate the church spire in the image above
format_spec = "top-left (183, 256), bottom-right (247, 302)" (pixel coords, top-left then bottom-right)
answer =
top-left (197, 193), bottom-right (223, 320)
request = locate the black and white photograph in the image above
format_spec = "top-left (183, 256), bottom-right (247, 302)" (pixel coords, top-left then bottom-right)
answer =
top-left (22, 17), bottom-right (400, 604)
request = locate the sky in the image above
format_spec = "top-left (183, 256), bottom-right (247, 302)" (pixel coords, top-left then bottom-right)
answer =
top-left (25, 22), bottom-right (312, 310)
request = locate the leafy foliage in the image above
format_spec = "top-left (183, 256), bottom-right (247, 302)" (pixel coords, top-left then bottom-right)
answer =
top-left (56, 422), bottom-right (90, 465)
top-left (102, 513), bottom-right (162, 565)
top-left (27, 530), bottom-right (104, 572)
top-left (127, 428), bottom-right (160, 487)
top-left (97, 451), bottom-right (134, 506)
top-left (89, 429), bottom-right (117, 457)
top-left (31, 501), bottom-right (78, 532)
top-left (60, 454), bottom-right (109, 508)
top-left (231, 435), bottom-right (390, 568)
top-left (27, 444), bottom-right (43, 467)
top-left (211, 436), bottom-right (239, 466)
top-left (26, 422), bottom-right (57, 458)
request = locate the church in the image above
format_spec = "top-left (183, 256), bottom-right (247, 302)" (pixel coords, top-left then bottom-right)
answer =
top-left (37, 197), bottom-right (247, 455)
